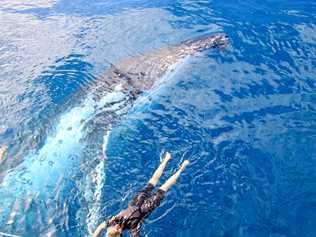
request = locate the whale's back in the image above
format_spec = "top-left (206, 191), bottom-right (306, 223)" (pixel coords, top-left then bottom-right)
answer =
top-left (98, 33), bottom-right (228, 96)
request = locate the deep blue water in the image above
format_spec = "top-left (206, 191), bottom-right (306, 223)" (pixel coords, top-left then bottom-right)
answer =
top-left (0, 0), bottom-right (315, 236)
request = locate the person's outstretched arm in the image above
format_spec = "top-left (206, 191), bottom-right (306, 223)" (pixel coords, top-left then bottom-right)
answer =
top-left (148, 152), bottom-right (172, 186)
top-left (92, 221), bottom-right (106, 237)
top-left (159, 160), bottom-right (190, 192)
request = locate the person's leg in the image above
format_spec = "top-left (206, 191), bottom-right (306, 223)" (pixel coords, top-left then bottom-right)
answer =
top-left (148, 152), bottom-right (172, 186)
top-left (139, 160), bottom-right (190, 216)
top-left (159, 160), bottom-right (190, 192)
top-left (131, 152), bottom-right (172, 206)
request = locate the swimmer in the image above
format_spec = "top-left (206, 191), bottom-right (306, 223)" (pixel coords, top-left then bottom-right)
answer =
top-left (92, 152), bottom-right (190, 237)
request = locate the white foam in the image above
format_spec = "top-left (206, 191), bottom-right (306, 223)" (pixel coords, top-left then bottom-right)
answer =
top-left (1, 86), bottom-right (125, 195)
top-left (86, 129), bottom-right (111, 235)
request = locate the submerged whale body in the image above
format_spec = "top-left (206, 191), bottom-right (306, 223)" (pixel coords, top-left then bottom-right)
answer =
top-left (0, 33), bottom-right (228, 236)
top-left (95, 34), bottom-right (228, 99)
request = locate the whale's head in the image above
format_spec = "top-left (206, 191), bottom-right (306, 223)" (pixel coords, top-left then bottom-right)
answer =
top-left (183, 33), bottom-right (229, 53)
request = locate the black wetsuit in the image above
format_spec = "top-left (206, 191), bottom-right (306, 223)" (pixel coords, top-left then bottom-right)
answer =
top-left (107, 184), bottom-right (165, 237)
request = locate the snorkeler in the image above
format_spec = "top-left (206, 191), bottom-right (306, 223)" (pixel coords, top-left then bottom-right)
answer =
top-left (92, 152), bottom-right (190, 237)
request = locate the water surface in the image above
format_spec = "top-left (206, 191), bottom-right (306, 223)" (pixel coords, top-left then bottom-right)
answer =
top-left (0, 0), bottom-right (315, 236)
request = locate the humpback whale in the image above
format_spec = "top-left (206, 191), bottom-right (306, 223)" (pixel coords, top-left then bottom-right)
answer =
top-left (0, 33), bottom-right (228, 236)
top-left (95, 34), bottom-right (228, 99)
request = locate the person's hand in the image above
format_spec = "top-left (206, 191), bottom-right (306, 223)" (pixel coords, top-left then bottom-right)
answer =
top-left (101, 221), bottom-right (107, 228)
top-left (107, 216), bottom-right (117, 226)
top-left (92, 220), bottom-right (108, 237)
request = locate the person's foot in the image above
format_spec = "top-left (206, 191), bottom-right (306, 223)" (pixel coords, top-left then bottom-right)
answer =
top-left (162, 152), bottom-right (172, 163)
top-left (180, 160), bottom-right (190, 170)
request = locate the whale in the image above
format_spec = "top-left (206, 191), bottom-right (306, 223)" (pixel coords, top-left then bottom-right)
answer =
top-left (0, 33), bottom-right (228, 236)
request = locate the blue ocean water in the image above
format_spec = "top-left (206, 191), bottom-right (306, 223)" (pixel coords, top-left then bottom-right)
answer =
top-left (0, 0), bottom-right (315, 237)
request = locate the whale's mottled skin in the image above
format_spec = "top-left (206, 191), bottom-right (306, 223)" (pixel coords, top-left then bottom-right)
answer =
top-left (94, 33), bottom-right (228, 99)
top-left (0, 33), bottom-right (228, 236)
